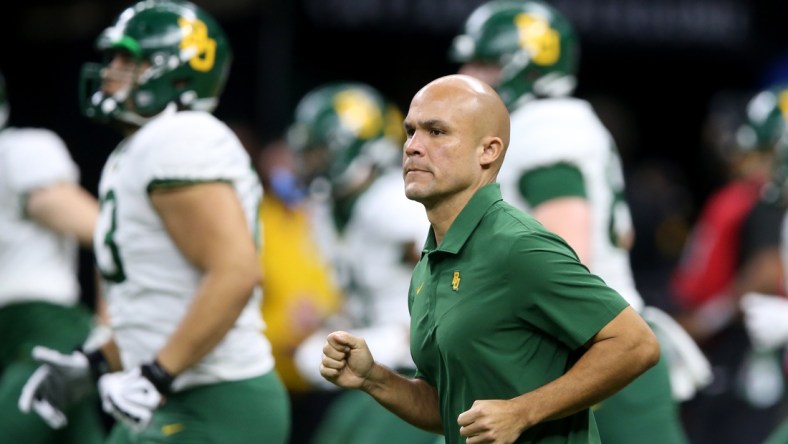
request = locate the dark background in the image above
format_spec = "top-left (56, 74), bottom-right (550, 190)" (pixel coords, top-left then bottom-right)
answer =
top-left (2, 0), bottom-right (788, 306)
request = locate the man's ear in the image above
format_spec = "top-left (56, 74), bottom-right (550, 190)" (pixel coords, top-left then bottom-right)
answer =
top-left (479, 136), bottom-right (504, 168)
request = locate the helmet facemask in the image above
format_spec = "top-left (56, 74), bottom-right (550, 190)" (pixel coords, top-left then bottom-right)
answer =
top-left (82, 51), bottom-right (174, 127)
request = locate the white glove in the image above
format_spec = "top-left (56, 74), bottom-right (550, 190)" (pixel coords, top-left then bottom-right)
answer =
top-left (98, 367), bottom-right (163, 432)
top-left (741, 292), bottom-right (788, 351)
top-left (641, 306), bottom-right (713, 402)
top-left (18, 347), bottom-right (99, 429)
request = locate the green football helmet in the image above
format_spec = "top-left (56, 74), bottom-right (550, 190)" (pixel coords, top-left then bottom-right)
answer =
top-left (736, 85), bottom-right (788, 153)
top-left (287, 82), bottom-right (404, 195)
top-left (80, 0), bottom-right (232, 126)
top-left (0, 70), bottom-right (8, 129)
top-left (756, 85), bottom-right (788, 203)
top-left (450, 0), bottom-right (579, 108)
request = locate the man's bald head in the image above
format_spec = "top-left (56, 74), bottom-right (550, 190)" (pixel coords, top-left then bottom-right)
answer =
top-left (411, 75), bottom-right (510, 172)
top-left (415, 75), bottom-right (509, 146)
top-left (403, 74), bottom-right (512, 238)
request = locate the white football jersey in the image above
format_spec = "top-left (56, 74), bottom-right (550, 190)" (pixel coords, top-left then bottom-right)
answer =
top-left (499, 98), bottom-right (643, 311)
top-left (0, 128), bottom-right (81, 307)
top-left (343, 168), bottom-right (430, 328)
top-left (94, 111), bottom-right (273, 390)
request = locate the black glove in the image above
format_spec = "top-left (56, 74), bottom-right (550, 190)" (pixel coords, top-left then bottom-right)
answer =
top-left (18, 346), bottom-right (108, 428)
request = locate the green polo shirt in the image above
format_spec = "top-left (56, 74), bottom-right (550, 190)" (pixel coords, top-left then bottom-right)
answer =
top-left (408, 184), bottom-right (629, 444)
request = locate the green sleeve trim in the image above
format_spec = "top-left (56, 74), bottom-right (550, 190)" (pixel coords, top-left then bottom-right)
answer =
top-left (146, 178), bottom-right (231, 193)
top-left (517, 163), bottom-right (586, 208)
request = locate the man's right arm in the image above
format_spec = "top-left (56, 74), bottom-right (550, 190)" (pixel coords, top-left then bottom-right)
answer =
top-left (511, 306), bottom-right (659, 427)
top-left (320, 330), bottom-right (443, 433)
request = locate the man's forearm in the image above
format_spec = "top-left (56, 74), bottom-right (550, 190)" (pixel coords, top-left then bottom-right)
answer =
top-left (98, 338), bottom-right (123, 372)
top-left (156, 267), bottom-right (258, 375)
top-left (362, 363), bottom-right (443, 433)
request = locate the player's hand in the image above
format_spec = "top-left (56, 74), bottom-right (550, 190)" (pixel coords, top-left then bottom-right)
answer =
top-left (741, 292), bottom-right (788, 350)
top-left (458, 399), bottom-right (526, 444)
top-left (18, 346), bottom-right (98, 429)
top-left (98, 366), bottom-right (165, 432)
top-left (319, 331), bottom-right (374, 389)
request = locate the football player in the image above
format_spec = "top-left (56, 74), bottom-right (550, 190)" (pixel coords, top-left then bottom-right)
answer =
top-left (450, 1), bottom-right (709, 443)
top-left (730, 84), bottom-right (788, 444)
top-left (288, 82), bottom-right (435, 444)
top-left (0, 69), bottom-right (104, 443)
top-left (674, 84), bottom-right (788, 444)
top-left (17, 1), bottom-right (290, 442)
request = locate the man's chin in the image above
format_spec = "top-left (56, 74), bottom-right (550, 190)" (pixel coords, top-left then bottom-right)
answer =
top-left (404, 185), bottom-right (426, 203)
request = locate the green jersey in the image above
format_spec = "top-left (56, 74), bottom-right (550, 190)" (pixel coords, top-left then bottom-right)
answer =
top-left (409, 184), bottom-right (628, 444)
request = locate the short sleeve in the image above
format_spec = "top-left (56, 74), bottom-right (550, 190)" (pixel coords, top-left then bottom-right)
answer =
top-left (2, 128), bottom-right (78, 192)
top-left (518, 162), bottom-right (586, 207)
top-left (136, 113), bottom-right (250, 191)
top-left (509, 231), bottom-right (628, 349)
top-left (507, 99), bottom-right (608, 171)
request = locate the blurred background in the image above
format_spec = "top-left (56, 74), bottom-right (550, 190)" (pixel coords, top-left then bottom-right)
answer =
top-left (1, 0), bottom-right (788, 310)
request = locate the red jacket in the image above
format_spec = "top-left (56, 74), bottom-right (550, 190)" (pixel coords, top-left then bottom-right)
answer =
top-left (671, 179), bottom-right (765, 310)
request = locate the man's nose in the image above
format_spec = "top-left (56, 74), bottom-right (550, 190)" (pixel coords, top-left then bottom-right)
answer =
top-left (404, 134), bottom-right (424, 156)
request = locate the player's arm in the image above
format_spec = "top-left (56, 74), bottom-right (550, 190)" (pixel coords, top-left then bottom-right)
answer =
top-left (150, 181), bottom-right (261, 375)
top-left (531, 198), bottom-right (592, 264)
top-left (519, 163), bottom-right (592, 264)
top-left (26, 181), bottom-right (99, 247)
top-left (321, 331), bottom-right (443, 433)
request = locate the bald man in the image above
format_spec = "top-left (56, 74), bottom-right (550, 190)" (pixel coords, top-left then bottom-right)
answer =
top-left (319, 75), bottom-right (660, 444)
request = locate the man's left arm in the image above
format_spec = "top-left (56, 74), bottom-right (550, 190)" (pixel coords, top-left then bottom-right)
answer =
top-left (458, 306), bottom-right (659, 443)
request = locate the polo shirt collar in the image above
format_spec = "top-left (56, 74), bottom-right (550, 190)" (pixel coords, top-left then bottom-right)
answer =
top-left (424, 183), bottom-right (503, 255)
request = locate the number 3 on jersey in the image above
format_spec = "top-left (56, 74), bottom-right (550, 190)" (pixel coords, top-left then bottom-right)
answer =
top-left (95, 189), bottom-right (126, 282)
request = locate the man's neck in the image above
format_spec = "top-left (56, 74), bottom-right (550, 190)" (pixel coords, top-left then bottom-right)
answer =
top-left (425, 185), bottom-right (480, 246)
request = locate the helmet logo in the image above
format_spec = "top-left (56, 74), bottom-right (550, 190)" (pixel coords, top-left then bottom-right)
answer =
top-left (178, 17), bottom-right (217, 72)
top-left (333, 90), bottom-right (383, 140)
top-left (779, 90), bottom-right (788, 122)
top-left (515, 13), bottom-right (560, 66)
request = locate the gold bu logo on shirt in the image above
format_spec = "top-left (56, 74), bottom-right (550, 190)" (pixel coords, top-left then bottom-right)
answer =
top-left (162, 423), bottom-right (184, 436)
top-left (452, 271), bottom-right (461, 291)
